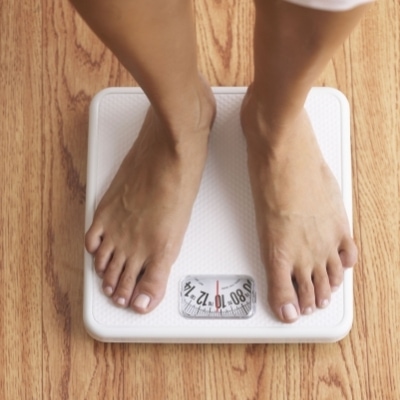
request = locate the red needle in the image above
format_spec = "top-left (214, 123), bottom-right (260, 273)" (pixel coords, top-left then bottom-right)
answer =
top-left (216, 280), bottom-right (220, 311)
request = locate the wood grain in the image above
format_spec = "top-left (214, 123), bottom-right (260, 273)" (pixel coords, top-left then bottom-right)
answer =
top-left (0, 1), bottom-right (43, 399)
top-left (0, 0), bottom-right (399, 399)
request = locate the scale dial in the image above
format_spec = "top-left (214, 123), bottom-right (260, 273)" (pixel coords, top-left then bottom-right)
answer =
top-left (180, 275), bottom-right (256, 319)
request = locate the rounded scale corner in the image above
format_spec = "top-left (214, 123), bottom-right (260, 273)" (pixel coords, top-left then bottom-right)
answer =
top-left (311, 87), bottom-right (351, 126)
top-left (89, 88), bottom-right (115, 115)
top-left (89, 87), bottom-right (144, 113)
top-left (311, 86), bottom-right (349, 105)
top-left (83, 310), bottom-right (108, 343)
top-left (82, 280), bottom-right (117, 343)
top-left (82, 304), bottom-right (130, 343)
top-left (323, 312), bottom-right (354, 343)
top-left (83, 314), bottom-right (128, 343)
top-left (332, 319), bottom-right (354, 342)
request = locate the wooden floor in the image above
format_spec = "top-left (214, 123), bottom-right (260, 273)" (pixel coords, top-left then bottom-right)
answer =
top-left (1, 0), bottom-right (399, 399)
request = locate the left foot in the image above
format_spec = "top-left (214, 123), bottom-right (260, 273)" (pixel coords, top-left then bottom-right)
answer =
top-left (241, 89), bottom-right (358, 323)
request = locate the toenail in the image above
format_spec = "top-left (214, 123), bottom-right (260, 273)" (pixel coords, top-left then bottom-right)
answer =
top-left (133, 294), bottom-right (151, 310)
top-left (282, 304), bottom-right (298, 321)
top-left (321, 299), bottom-right (330, 308)
top-left (116, 297), bottom-right (126, 306)
top-left (331, 286), bottom-right (339, 292)
top-left (104, 286), bottom-right (113, 296)
top-left (303, 307), bottom-right (313, 315)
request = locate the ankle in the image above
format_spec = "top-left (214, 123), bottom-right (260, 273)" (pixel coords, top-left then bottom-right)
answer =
top-left (152, 76), bottom-right (216, 141)
top-left (241, 85), bottom-right (308, 150)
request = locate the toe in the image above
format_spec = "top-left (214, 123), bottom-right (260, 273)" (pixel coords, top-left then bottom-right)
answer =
top-left (327, 253), bottom-right (344, 290)
top-left (267, 264), bottom-right (300, 323)
top-left (312, 267), bottom-right (332, 309)
top-left (338, 236), bottom-right (358, 268)
top-left (102, 252), bottom-right (128, 301)
top-left (85, 222), bottom-right (104, 254)
top-left (294, 268), bottom-right (316, 315)
top-left (111, 258), bottom-right (142, 307)
top-left (93, 238), bottom-right (114, 276)
top-left (130, 261), bottom-right (171, 314)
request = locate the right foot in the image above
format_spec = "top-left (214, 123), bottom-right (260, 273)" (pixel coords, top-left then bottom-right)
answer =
top-left (85, 80), bottom-right (216, 313)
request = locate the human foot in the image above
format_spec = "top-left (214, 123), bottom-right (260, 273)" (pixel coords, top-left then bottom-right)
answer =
top-left (241, 91), bottom-right (357, 323)
top-left (85, 82), bottom-right (216, 313)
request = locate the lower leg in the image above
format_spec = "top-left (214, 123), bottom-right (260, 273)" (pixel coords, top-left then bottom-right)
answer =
top-left (71, 0), bottom-right (215, 312)
top-left (71, 0), bottom-right (212, 130)
top-left (241, 1), bottom-right (370, 322)
top-left (246, 1), bottom-right (370, 132)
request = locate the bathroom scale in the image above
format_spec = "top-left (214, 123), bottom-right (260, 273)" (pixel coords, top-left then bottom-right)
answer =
top-left (84, 87), bottom-right (354, 343)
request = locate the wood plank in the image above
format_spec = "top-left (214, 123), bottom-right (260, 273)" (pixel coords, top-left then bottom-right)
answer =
top-left (41, 1), bottom-right (131, 398)
top-left (351, 1), bottom-right (400, 397)
top-left (195, 0), bottom-right (255, 86)
top-left (0, 0), bottom-right (43, 399)
top-left (124, 344), bottom-right (206, 400)
top-left (204, 344), bottom-right (288, 400)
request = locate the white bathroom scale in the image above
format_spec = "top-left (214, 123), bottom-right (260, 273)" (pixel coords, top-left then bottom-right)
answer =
top-left (84, 87), bottom-right (354, 343)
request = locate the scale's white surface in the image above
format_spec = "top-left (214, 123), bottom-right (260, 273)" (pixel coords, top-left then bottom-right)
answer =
top-left (84, 87), bottom-right (353, 343)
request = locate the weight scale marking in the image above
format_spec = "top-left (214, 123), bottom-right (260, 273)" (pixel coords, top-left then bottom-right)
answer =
top-left (180, 275), bottom-right (256, 319)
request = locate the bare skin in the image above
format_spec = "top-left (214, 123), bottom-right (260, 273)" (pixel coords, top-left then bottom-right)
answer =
top-left (241, 96), bottom-right (357, 321)
top-left (242, 2), bottom-right (370, 322)
top-left (86, 81), bottom-right (216, 311)
top-left (71, 0), bottom-right (217, 311)
top-left (73, 0), bottom-right (370, 321)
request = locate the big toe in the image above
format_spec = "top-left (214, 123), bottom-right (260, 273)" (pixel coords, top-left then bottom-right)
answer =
top-left (130, 261), bottom-right (171, 314)
top-left (267, 264), bottom-right (300, 323)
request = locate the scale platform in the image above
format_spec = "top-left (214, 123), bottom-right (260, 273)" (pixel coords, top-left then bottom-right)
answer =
top-left (84, 87), bottom-right (354, 343)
